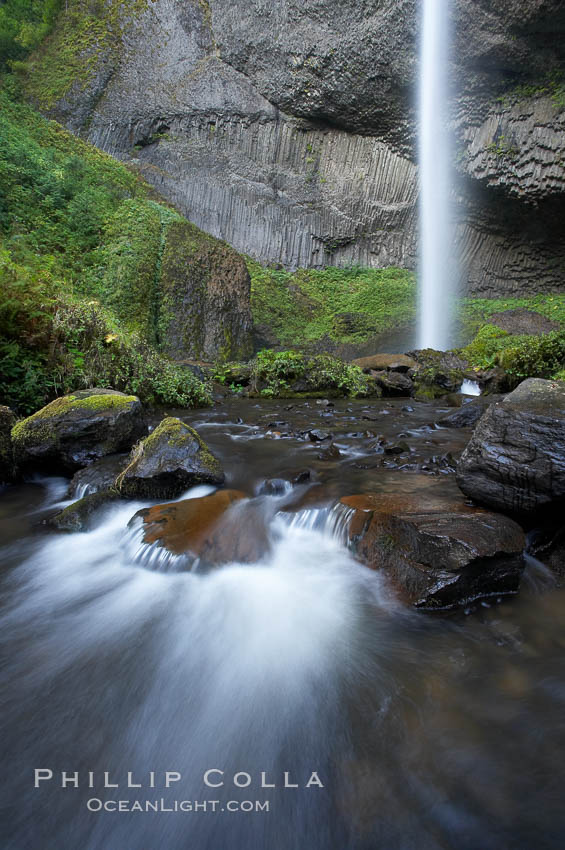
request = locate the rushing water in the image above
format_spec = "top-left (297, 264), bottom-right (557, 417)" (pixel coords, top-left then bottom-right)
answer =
top-left (419, 0), bottom-right (455, 350)
top-left (1, 398), bottom-right (565, 850)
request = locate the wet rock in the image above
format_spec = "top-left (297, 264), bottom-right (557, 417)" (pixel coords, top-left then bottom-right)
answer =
top-left (116, 417), bottom-right (224, 499)
top-left (68, 453), bottom-right (128, 498)
top-left (456, 379), bottom-right (565, 515)
top-left (292, 469), bottom-right (312, 485)
top-left (341, 487), bottom-right (525, 610)
top-left (133, 490), bottom-right (269, 566)
top-left (371, 371), bottom-right (414, 397)
top-left (384, 441), bottom-right (410, 456)
top-left (11, 389), bottom-right (145, 473)
top-left (308, 429), bottom-right (332, 442)
top-left (257, 478), bottom-right (291, 496)
top-left (352, 353), bottom-right (416, 373)
top-left (402, 405), bottom-right (414, 413)
top-left (487, 309), bottom-right (560, 337)
top-left (49, 490), bottom-right (122, 532)
top-left (438, 396), bottom-right (503, 429)
top-left (318, 443), bottom-right (342, 461)
top-left (0, 405), bottom-right (16, 484)
top-left (528, 526), bottom-right (565, 580)
top-left (477, 367), bottom-right (515, 395)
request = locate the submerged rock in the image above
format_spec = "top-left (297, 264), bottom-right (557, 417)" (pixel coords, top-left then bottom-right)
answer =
top-left (456, 378), bottom-right (565, 515)
top-left (0, 405), bottom-right (16, 484)
top-left (49, 490), bottom-right (122, 532)
top-left (341, 487), bottom-right (525, 610)
top-left (11, 389), bottom-right (144, 473)
top-left (117, 417), bottom-right (224, 499)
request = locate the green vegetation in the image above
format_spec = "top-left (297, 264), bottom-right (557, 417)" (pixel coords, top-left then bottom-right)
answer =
top-left (248, 349), bottom-right (371, 398)
top-left (496, 70), bottom-right (565, 112)
top-left (459, 294), bottom-right (565, 340)
top-left (248, 260), bottom-right (416, 347)
top-left (0, 0), bottom-right (61, 71)
top-left (11, 0), bottom-right (149, 110)
top-left (462, 325), bottom-right (565, 380)
top-left (0, 87), bottom-right (210, 413)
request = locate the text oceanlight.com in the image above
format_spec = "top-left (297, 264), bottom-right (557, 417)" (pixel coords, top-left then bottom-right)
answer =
top-left (86, 799), bottom-right (271, 813)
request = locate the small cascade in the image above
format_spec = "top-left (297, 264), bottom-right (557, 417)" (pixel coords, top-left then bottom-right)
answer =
top-left (460, 378), bottom-right (481, 396)
top-left (122, 518), bottom-right (190, 573)
top-left (71, 482), bottom-right (91, 500)
top-left (280, 502), bottom-right (356, 547)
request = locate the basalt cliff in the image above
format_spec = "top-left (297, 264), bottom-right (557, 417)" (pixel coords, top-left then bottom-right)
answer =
top-left (24, 0), bottom-right (565, 295)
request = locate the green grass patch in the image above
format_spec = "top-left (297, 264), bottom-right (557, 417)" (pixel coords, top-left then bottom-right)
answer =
top-left (459, 294), bottom-right (565, 340)
top-left (248, 259), bottom-right (416, 347)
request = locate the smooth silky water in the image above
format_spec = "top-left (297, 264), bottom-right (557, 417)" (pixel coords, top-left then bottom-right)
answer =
top-left (1, 397), bottom-right (565, 850)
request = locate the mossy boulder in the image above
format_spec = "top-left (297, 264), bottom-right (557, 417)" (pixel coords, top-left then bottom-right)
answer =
top-left (159, 220), bottom-right (253, 362)
top-left (116, 417), bottom-right (225, 499)
top-left (11, 389), bottom-right (145, 473)
top-left (49, 490), bottom-right (122, 533)
top-left (0, 406), bottom-right (17, 484)
top-left (409, 348), bottom-right (468, 399)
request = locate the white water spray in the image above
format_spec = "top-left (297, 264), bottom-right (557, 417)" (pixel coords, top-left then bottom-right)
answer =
top-left (418, 0), bottom-right (454, 350)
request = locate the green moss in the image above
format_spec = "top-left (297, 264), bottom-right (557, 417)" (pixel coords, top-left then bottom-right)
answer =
top-left (248, 259), bottom-right (416, 347)
top-left (117, 416), bottom-right (221, 489)
top-left (11, 391), bottom-right (136, 446)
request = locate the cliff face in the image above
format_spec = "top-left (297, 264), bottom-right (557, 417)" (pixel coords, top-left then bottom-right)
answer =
top-left (26, 0), bottom-right (565, 295)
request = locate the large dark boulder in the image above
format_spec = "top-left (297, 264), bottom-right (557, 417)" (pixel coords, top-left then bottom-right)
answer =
top-left (11, 389), bottom-right (145, 473)
top-left (456, 378), bottom-right (565, 515)
top-left (0, 405), bottom-right (16, 484)
top-left (116, 417), bottom-right (225, 499)
top-left (341, 485), bottom-right (525, 610)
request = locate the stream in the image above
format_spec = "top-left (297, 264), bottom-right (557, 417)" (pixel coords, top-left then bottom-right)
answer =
top-left (1, 397), bottom-right (565, 849)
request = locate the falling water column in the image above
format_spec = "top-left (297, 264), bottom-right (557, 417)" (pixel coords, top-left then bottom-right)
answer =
top-left (418, 0), bottom-right (453, 350)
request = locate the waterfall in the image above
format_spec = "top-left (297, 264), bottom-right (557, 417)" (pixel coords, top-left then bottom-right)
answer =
top-left (418, 0), bottom-right (454, 350)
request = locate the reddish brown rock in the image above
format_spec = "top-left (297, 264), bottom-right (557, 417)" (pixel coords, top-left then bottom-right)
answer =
top-left (133, 489), bottom-right (270, 566)
top-left (341, 483), bottom-right (525, 610)
top-left (135, 490), bottom-right (246, 556)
